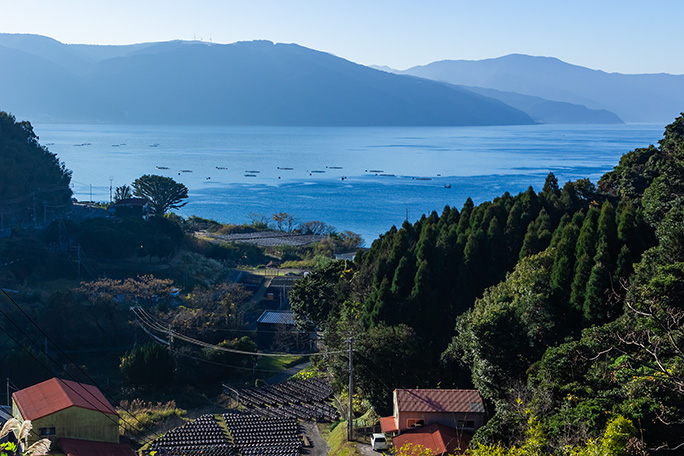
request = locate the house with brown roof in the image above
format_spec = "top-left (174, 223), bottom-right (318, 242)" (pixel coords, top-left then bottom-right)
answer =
top-left (12, 378), bottom-right (134, 456)
top-left (381, 389), bottom-right (486, 455)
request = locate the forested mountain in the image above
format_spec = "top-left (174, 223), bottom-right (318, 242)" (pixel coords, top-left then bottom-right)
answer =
top-left (0, 34), bottom-right (533, 126)
top-left (0, 112), bottom-right (72, 228)
top-left (398, 54), bottom-right (684, 123)
top-left (290, 114), bottom-right (684, 450)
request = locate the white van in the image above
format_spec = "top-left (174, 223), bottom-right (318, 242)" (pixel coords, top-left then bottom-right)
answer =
top-left (371, 433), bottom-right (389, 451)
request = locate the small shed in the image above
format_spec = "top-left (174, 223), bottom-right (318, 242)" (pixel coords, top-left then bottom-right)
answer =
top-left (256, 310), bottom-right (309, 351)
top-left (12, 377), bottom-right (135, 456)
top-left (109, 198), bottom-right (150, 219)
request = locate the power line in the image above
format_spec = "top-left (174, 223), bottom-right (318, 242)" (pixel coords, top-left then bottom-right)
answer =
top-left (0, 302), bottom-right (117, 443)
top-left (132, 306), bottom-right (349, 357)
top-left (0, 287), bottom-right (163, 447)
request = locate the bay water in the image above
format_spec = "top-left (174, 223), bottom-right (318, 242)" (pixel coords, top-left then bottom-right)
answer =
top-left (33, 123), bottom-right (664, 244)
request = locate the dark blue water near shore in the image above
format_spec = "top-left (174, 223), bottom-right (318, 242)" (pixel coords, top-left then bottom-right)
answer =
top-left (34, 123), bottom-right (664, 243)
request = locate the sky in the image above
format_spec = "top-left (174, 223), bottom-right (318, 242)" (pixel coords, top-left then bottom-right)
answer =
top-left (1, 0), bottom-right (683, 74)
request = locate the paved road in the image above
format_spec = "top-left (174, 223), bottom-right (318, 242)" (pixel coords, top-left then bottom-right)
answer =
top-left (265, 361), bottom-right (311, 385)
top-left (301, 421), bottom-right (330, 456)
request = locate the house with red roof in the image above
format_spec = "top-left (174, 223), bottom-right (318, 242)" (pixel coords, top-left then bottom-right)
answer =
top-left (12, 378), bottom-right (135, 456)
top-left (392, 423), bottom-right (472, 456)
top-left (380, 389), bottom-right (486, 455)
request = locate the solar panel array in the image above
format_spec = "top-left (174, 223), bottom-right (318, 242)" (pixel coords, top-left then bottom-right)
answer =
top-left (237, 378), bottom-right (337, 422)
top-left (145, 413), bottom-right (304, 456)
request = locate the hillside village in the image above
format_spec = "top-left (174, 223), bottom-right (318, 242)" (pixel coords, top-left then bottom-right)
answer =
top-left (2, 109), bottom-right (684, 456)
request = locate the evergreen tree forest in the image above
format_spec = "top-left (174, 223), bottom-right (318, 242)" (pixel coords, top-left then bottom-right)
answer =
top-left (289, 114), bottom-right (684, 451)
top-left (0, 112), bottom-right (72, 227)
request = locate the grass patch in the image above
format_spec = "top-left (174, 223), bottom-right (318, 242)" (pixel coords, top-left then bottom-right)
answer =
top-left (289, 363), bottom-right (324, 381)
top-left (324, 420), bottom-right (361, 456)
top-left (256, 355), bottom-right (306, 372)
top-left (280, 259), bottom-right (315, 269)
top-left (118, 399), bottom-right (186, 436)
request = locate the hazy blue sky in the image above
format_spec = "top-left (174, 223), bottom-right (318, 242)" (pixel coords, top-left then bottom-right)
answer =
top-left (2, 0), bottom-right (682, 74)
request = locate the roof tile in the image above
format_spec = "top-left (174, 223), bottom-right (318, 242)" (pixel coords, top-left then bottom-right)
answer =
top-left (13, 378), bottom-right (117, 421)
top-left (393, 423), bottom-right (472, 455)
top-left (395, 389), bottom-right (483, 413)
top-left (59, 438), bottom-right (135, 456)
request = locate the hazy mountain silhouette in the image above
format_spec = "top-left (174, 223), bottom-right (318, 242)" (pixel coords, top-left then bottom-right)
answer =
top-left (464, 86), bottom-right (622, 124)
top-left (0, 34), bottom-right (533, 126)
top-left (399, 54), bottom-right (684, 123)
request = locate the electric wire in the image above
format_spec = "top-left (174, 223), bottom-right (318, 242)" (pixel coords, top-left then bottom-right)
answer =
top-left (0, 287), bottom-right (165, 447)
top-left (0, 302), bottom-right (114, 443)
top-left (133, 306), bottom-right (350, 357)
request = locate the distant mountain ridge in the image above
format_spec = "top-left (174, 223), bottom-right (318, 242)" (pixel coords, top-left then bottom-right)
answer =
top-left (398, 54), bottom-right (684, 123)
top-left (0, 34), bottom-right (533, 126)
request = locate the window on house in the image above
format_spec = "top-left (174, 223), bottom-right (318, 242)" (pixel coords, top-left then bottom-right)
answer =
top-left (457, 420), bottom-right (475, 429)
top-left (39, 427), bottom-right (56, 436)
top-left (407, 419), bottom-right (424, 428)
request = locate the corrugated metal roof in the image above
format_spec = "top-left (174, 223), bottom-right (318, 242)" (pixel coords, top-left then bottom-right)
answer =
top-left (59, 438), bottom-right (136, 456)
top-left (13, 378), bottom-right (117, 421)
top-left (380, 416), bottom-right (399, 434)
top-left (257, 310), bottom-right (295, 325)
top-left (393, 423), bottom-right (471, 455)
top-left (395, 389), bottom-right (483, 413)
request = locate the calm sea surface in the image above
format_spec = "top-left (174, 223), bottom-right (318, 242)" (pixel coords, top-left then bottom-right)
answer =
top-left (33, 124), bottom-right (664, 244)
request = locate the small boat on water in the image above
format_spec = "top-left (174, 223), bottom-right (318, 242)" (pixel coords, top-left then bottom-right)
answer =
top-left (379, 174), bottom-right (395, 177)
top-left (245, 170), bottom-right (261, 173)
top-left (277, 167), bottom-right (294, 170)
top-left (444, 184), bottom-right (452, 188)
top-left (74, 143), bottom-right (92, 147)
top-left (311, 170), bottom-right (326, 174)
top-left (327, 166), bottom-right (343, 169)
top-left (216, 166), bottom-right (228, 170)
top-left (156, 166), bottom-right (170, 170)
top-left (150, 143), bottom-right (160, 147)
top-left (414, 177), bottom-right (432, 181)
top-left (179, 169), bottom-right (193, 173)
top-left (244, 174), bottom-right (257, 177)
top-left (368, 169), bottom-right (384, 173)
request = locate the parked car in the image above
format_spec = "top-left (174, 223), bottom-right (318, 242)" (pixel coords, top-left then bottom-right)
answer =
top-left (371, 433), bottom-right (389, 451)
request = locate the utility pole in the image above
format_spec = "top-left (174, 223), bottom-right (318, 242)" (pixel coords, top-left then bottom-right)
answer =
top-left (347, 337), bottom-right (354, 441)
top-left (76, 244), bottom-right (82, 282)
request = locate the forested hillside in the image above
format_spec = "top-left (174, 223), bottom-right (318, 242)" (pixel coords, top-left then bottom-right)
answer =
top-left (0, 112), bottom-right (72, 227)
top-left (290, 114), bottom-right (684, 451)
